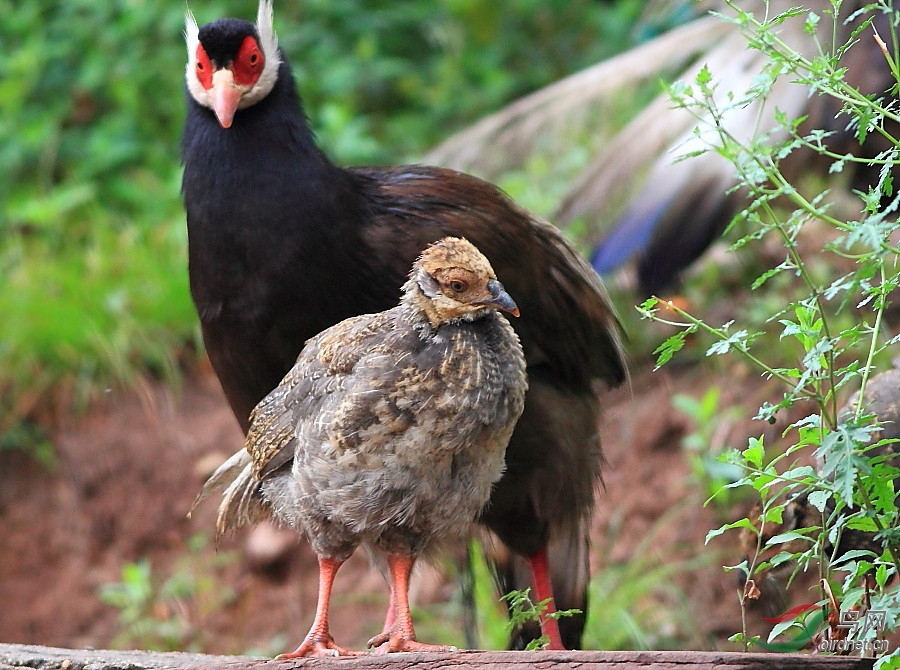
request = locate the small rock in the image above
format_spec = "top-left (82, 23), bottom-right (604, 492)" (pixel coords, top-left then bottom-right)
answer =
top-left (245, 522), bottom-right (297, 572)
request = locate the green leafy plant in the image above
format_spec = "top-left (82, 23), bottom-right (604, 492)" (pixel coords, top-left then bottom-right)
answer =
top-left (636, 1), bottom-right (900, 661)
top-left (97, 533), bottom-right (239, 652)
top-left (499, 588), bottom-right (581, 651)
top-left (98, 559), bottom-right (190, 652)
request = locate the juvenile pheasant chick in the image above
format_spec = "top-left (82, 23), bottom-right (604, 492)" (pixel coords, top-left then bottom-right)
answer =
top-left (196, 237), bottom-right (527, 657)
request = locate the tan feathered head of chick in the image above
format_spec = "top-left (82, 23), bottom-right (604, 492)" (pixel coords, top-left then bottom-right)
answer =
top-left (406, 237), bottom-right (519, 328)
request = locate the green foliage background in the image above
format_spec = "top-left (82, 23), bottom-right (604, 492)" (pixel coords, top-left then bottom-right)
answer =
top-left (0, 0), bottom-right (656, 429)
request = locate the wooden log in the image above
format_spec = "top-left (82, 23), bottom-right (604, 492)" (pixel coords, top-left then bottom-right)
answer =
top-left (0, 644), bottom-right (257, 670)
top-left (0, 644), bottom-right (878, 670)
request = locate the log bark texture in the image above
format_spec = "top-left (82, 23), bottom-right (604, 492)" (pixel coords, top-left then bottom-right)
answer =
top-left (0, 644), bottom-right (880, 670)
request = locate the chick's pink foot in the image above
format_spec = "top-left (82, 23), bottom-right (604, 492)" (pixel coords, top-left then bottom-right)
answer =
top-left (367, 630), bottom-right (456, 654)
top-left (276, 556), bottom-right (365, 658)
top-left (276, 634), bottom-right (364, 659)
top-left (367, 553), bottom-right (459, 654)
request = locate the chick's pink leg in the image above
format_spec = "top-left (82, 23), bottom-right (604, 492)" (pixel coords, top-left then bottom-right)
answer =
top-left (278, 556), bottom-right (364, 658)
top-left (368, 554), bottom-right (457, 653)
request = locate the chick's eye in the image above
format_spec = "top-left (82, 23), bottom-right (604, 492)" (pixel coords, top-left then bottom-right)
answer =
top-left (449, 280), bottom-right (467, 293)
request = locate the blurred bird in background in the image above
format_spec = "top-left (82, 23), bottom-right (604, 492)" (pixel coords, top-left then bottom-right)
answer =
top-left (428, 0), bottom-right (896, 297)
top-left (182, 1), bottom-right (626, 650)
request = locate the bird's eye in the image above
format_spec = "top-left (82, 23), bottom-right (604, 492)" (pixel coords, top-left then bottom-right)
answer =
top-left (194, 45), bottom-right (213, 89)
top-left (449, 280), bottom-right (467, 293)
top-left (233, 37), bottom-right (265, 85)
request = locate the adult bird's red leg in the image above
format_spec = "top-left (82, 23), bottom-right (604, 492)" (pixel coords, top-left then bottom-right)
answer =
top-left (368, 554), bottom-right (457, 653)
top-left (278, 557), bottom-right (364, 658)
top-left (529, 545), bottom-right (566, 650)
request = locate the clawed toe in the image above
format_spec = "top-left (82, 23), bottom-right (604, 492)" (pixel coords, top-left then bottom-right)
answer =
top-left (368, 634), bottom-right (457, 654)
top-left (277, 635), bottom-right (365, 658)
top-left (366, 631), bottom-right (390, 649)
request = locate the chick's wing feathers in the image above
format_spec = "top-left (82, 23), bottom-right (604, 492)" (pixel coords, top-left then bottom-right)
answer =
top-left (246, 311), bottom-right (379, 479)
top-left (245, 311), bottom-right (384, 479)
top-left (353, 165), bottom-right (626, 389)
top-left (246, 304), bottom-right (524, 485)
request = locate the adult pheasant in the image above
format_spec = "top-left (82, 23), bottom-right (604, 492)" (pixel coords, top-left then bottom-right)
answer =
top-left (182, 1), bottom-right (626, 649)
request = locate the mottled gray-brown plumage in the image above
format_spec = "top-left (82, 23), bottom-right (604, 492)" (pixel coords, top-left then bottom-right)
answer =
top-left (197, 237), bottom-right (527, 656)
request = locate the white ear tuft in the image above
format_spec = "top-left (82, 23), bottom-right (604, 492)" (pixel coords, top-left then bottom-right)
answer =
top-left (184, 4), bottom-right (207, 106)
top-left (256, 0), bottom-right (279, 60)
top-left (184, 4), bottom-right (199, 59)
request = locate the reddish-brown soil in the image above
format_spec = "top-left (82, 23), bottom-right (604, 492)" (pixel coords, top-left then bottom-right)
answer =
top-left (0, 353), bottom-right (820, 655)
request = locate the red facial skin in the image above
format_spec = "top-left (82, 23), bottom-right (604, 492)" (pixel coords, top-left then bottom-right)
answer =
top-left (195, 36), bottom-right (264, 128)
top-left (232, 36), bottom-right (264, 86)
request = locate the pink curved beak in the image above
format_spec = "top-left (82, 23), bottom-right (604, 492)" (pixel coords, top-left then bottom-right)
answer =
top-left (211, 69), bottom-right (242, 129)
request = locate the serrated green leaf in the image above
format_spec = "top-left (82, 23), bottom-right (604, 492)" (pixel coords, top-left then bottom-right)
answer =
top-left (706, 518), bottom-right (755, 544)
top-left (743, 439), bottom-right (765, 468)
top-left (832, 549), bottom-right (877, 567)
top-left (807, 489), bottom-right (831, 512)
top-left (875, 563), bottom-right (888, 588)
top-left (696, 63), bottom-right (712, 86)
top-left (762, 506), bottom-right (784, 524)
top-left (780, 465), bottom-right (817, 481)
top-left (767, 531), bottom-right (814, 546)
top-left (845, 516), bottom-right (879, 532)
